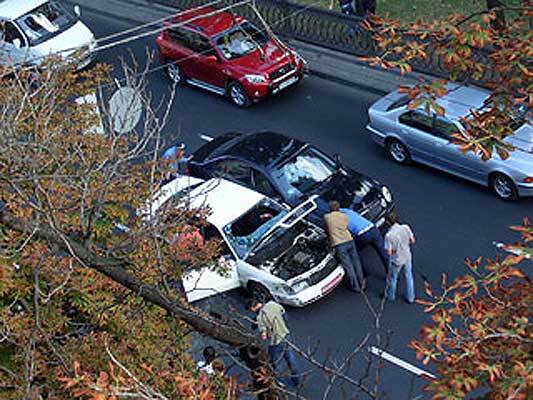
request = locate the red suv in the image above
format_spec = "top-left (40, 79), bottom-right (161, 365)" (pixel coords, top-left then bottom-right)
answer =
top-left (155, 7), bottom-right (307, 107)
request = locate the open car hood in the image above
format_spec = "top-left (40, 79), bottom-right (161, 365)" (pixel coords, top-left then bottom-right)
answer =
top-left (245, 195), bottom-right (318, 260)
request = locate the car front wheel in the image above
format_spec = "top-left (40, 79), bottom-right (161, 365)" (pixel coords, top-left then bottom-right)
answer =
top-left (165, 61), bottom-right (183, 85)
top-left (228, 81), bottom-right (251, 108)
top-left (248, 281), bottom-right (272, 303)
top-left (490, 173), bottom-right (518, 200)
top-left (387, 138), bottom-right (411, 165)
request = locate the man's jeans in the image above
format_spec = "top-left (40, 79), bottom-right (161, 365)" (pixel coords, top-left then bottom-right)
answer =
top-left (355, 226), bottom-right (389, 274)
top-left (335, 240), bottom-right (365, 291)
top-left (268, 340), bottom-right (300, 386)
top-left (385, 260), bottom-right (415, 303)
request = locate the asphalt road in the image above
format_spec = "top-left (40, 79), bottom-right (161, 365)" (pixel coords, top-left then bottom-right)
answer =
top-left (83, 9), bottom-right (532, 399)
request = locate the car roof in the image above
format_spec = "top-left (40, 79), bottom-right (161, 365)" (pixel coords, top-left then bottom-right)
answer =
top-left (432, 84), bottom-right (490, 121)
top-left (0, 0), bottom-right (48, 20)
top-left (172, 6), bottom-right (245, 37)
top-left (149, 176), bottom-right (265, 229)
top-left (208, 131), bottom-right (306, 168)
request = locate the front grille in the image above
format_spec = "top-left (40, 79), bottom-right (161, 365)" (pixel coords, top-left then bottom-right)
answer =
top-left (307, 256), bottom-right (338, 286)
top-left (269, 63), bottom-right (295, 81)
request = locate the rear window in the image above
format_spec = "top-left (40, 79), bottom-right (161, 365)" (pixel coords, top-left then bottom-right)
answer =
top-left (192, 132), bottom-right (242, 162)
top-left (386, 95), bottom-right (410, 112)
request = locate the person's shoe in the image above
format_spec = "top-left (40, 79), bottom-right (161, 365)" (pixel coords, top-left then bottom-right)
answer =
top-left (405, 298), bottom-right (415, 304)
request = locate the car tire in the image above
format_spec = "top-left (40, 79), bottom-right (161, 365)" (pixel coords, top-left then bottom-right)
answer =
top-left (248, 281), bottom-right (272, 303)
top-left (228, 81), bottom-right (251, 108)
top-left (386, 139), bottom-right (411, 165)
top-left (490, 173), bottom-right (518, 200)
top-left (165, 61), bottom-right (184, 85)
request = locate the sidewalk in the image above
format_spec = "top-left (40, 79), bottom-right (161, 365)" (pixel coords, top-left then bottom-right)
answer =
top-left (73, 0), bottom-right (434, 94)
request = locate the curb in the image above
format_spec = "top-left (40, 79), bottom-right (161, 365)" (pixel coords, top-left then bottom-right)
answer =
top-left (74, 0), bottom-right (434, 94)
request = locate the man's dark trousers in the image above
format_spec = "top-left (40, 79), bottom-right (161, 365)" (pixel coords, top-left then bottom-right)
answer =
top-left (355, 227), bottom-right (389, 274)
top-left (269, 340), bottom-right (300, 386)
top-left (335, 240), bottom-right (365, 291)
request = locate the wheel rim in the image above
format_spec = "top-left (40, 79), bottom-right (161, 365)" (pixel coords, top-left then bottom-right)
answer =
top-left (390, 142), bottom-right (406, 162)
top-left (230, 84), bottom-right (246, 106)
top-left (167, 64), bottom-right (180, 83)
top-left (493, 176), bottom-right (513, 198)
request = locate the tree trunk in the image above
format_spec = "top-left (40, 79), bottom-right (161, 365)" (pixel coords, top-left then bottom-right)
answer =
top-left (0, 211), bottom-right (259, 350)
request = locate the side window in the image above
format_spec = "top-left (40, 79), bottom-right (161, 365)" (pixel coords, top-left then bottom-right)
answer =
top-left (214, 160), bottom-right (252, 186)
top-left (4, 22), bottom-right (25, 45)
top-left (434, 117), bottom-right (459, 139)
top-left (187, 31), bottom-right (213, 55)
top-left (203, 223), bottom-right (234, 259)
top-left (168, 27), bottom-right (190, 48)
top-left (252, 169), bottom-right (278, 198)
top-left (399, 111), bottom-right (433, 134)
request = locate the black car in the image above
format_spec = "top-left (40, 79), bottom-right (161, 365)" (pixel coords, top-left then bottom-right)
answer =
top-left (189, 132), bottom-right (395, 228)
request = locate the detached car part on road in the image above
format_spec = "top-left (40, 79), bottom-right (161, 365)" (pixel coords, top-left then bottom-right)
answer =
top-left (367, 84), bottom-right (533, 200)
top-left (0, 0), bottom-right (96, 71)
top-left (144, 176), bottom-right (345, 307)
top-left (155, 6), bottom-right (307, 107)
top-left (189, 131), bottom-right (395, 228)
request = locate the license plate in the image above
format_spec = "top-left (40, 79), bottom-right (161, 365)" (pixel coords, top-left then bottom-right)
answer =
top-left (321, 273), bottom-right (343, 294)
top-left (273, 76), bottom-right (298, 93)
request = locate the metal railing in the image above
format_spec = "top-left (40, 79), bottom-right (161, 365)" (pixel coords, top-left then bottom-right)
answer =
top-left (153, 0), bottom-right (496, 83)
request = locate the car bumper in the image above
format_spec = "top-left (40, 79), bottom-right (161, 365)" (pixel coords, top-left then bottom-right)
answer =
top-left (276, 266), bottom-right (345, 307)
top-left (243, 70), bottom-right (305, 102)
top-left (517, 182), bottom-right (533, 197)
top-left (366, 125), bottom-right (386, 146)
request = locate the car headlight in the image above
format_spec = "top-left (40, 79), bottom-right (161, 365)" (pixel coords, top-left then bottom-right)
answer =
top-left (244, 74), bottom-right (267, 84)
top-left (273, 283), bottom-right (295, 295)
top-left (291, 280), bottom-right (309, 293)
top-left (381, 186), bottom-right (392, 203)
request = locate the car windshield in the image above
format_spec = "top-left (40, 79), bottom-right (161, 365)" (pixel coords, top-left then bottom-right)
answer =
top-left (272, 147), bottom-right (336, 203)
top-left (215, 22), bottom-right (269, 60)
top-left (15, 1), bottom-right (77, 46)
top-left (223, 198), bottom-right (287, 258)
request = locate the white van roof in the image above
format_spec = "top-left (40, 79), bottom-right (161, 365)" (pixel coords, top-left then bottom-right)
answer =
top-left (0, 0), bottom-right (49, 20)
top-left (147, 176), bottom-right (265, 229)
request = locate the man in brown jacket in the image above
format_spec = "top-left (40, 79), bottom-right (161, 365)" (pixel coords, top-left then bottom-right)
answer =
top-left (324, 200), bottom-right (366, 292)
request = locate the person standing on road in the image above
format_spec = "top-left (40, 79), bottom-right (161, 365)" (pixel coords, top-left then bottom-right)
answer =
top-left (247, 298), bottom-right (301, 387)
top-left (162, 141), bottom-right (192, 184)
top-left (384, 212), bottom-right (416, 303)
top-left (324, 201), bottom-right (366, 292)
top-left (340, 207), bottom-right (389, 275)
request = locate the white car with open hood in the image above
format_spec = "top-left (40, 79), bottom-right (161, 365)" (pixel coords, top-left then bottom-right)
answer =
top-left (0, 0), bottom-right (95, 70)
top-left (146, 176), bottom-right (345, 307)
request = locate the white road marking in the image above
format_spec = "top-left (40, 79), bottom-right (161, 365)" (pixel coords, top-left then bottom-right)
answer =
top-left (200, 134), bottom-right (214, 142)
top-left (368, 346), bottom-right (436, 381)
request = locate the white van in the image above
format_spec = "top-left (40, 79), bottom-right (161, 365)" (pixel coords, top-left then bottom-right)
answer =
top-left (0, 0), bottom-right (95, 70)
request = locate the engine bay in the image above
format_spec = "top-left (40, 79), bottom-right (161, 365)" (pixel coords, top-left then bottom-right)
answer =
top-left (248, 224), bottom-right (330, 281)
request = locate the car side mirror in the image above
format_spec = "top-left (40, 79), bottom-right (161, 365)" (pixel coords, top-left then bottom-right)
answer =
top-left (74, 5), bottom-right (81, 16)
top-left (12, 38), bottom-right (21, 48)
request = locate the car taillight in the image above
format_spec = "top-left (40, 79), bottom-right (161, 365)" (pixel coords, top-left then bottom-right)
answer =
top-left (523, 177), bottom-right (533, 183)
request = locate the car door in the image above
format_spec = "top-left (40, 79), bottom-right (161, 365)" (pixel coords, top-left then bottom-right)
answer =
top-left (187, 32), bottom-right (225, 89)
top-left (181, 223), bottom-right (240, 302)
top-left (398, 110), bottom-right (450, 168)
top-left (165, 27), bottom-right (196, 77)
top-left (433, 117), bottom-right (486, 181)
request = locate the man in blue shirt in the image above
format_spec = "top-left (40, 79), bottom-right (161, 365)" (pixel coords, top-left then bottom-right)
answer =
top-left (162, 141), bottom-right (192, 184)
top-left (340, 207), bottom-right (389, 275)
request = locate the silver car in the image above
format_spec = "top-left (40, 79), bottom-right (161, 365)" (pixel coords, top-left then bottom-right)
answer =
top-left (366, 84), bottom-right (533, 200)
